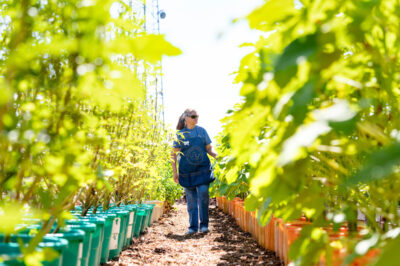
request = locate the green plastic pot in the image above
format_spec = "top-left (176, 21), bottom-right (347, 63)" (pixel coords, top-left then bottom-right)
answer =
top-left (128, 205), bottom-right (139, 240)
top-left (142, 204), bottom-right (155, 226)
top-left (6, 234), bottom-right (68, 266)
top-left (106, 210), bottom-right (125, 259)
top-left (14, 223), bottom-right (42, 235)
top-left (0, 242), bottom-right (24, 265)
top-left (47, 228), bottom-right (85, 266)
top-left (110, 209), bottom-right (129, 251)
top-left (78, 217), bottom-right (105, 266)
top-left (94, 213), bottom-right (117, 264)
top-left (66, 221), bottom-right (96, 266)
top-left (137, 207), bottom-right (150, 233)
top-left (133, 211), bottom-right (146, 238)
top-left (122, 205), bottom-right (137, 246)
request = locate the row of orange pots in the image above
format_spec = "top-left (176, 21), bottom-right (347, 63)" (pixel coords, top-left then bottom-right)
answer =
top-left (216, 196), bottom-right (380, 265)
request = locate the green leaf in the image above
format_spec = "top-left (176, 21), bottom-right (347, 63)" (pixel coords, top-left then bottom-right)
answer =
top-left (247, 0), bottom-right (297, 31)
top-left (372, 237), bottom-right (400, 266)
top-left (108, 34), bottom-right (181, 63)
top-left (218, 183), bottom-right (228, 195)
top-left (257, 197), bottom-right (272, 226)
top-left (343, 142), bottom-right (400, 187)
top-left (244, 193), bottom-right (260, 211)
top-left (328, 115), bottom-right (357, 135)
top-left (289, 80), bottom-right (315, 125)
top-left (0, 203), bottom-right (25, 234)
top-left (278, 121), bottom-right (331, 166)
top-left (274, 34), bottom-right (317, 88)
top-left (373, 236), bottom-right (400, 266)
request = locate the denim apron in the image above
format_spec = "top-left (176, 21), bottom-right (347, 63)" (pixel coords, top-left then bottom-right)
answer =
top-left (178, 133), bottom-right (214, 188)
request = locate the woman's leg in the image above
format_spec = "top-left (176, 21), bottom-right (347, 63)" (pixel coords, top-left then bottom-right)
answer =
top-left (197, 184), bottom-right (210, 230)
top-left (185, 186), bottom-right (199, 232)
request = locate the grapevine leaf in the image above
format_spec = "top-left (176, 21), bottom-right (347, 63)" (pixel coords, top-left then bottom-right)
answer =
top-left (328, 116), bottom-right (357, 135)
top-left (108, 34), bottom-right (181, 63)
top-left (274, 34), bottom-right (317, 88)
top-left (343, 142), bottom-right (400, 187)
top-left (247, 0), bottom-right (297, 31)
top-left (373, 236), bottom-right (400, 266)
top-left (257, 197), bottom-right (272, 226)
top-left (244, 193), bottom-right (260, 211)
top-left (289, 80), bottom-right (315, 125)
top-left (0, 203), bottom-right (25, 234)
top-left (278, 121), bottom-right (331, 166)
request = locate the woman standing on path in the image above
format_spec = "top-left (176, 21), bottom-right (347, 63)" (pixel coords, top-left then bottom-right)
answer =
top-left (171, 108), bottom-right (217, 235)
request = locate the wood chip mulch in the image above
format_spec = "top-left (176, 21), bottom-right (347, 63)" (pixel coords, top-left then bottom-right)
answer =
top-left (107, 199), bottom-right (283, 265)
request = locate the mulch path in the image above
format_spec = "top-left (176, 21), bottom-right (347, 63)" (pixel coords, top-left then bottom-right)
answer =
top-left (107, 199), bottom-right (282, 265)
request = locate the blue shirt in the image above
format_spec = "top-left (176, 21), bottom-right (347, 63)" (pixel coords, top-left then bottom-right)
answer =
top-left (172, 125), bottom-right (212, 149)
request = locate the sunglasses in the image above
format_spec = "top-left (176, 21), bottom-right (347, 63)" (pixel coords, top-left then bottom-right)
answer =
top-left (189, 115), bottom-right (199, 119)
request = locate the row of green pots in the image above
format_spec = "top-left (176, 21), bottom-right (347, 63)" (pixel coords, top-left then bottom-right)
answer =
top-left (0, 203), bottom-right (156, 266)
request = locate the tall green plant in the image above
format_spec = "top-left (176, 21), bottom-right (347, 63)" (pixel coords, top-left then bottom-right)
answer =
top-left (0, 0), bottom-right (180, 263)
top-left (216, 0), bottom-right (400, 264)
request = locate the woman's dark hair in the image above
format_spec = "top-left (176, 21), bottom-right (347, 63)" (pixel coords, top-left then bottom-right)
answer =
top-left (176, 108), bottom-right (196, 130)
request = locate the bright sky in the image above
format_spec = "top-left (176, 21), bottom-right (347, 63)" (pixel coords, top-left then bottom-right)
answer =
top-left (159, 0), bottom-right (263, 142)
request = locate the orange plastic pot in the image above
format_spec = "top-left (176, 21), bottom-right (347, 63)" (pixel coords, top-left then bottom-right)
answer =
top-left (265, 216), bottom-right (275, 251)
top-left (234, 199), bottom-right (244, 226)
top-left (244, 210), bottom-right (250, 232)
top-left (234, 202), bottom-right (240, 226)
top-left (249, 211), bottom-right (256, 237)
top-left (232, 199), bottom-right (238, 219)
top-left (216, 197), bottom-right (221, 210)
top-left (249, 211), bottom-right (254, 237)
top-left (231, 197), bottom-right (241, 217)
top-left (318, 231), bottom-right (349, 266)
top-left (219, 197), bottom-right (224, 210)
top-left (233, 202), bottom-right (238, 221)
top-left (264, 218), bottom-right (271, 250)
top-left (274, 218), bottom-right (285, 259)
top-left (236, 201), bottom-right (245, 230)
top-left (283, 221), bottom-right (309, 265)
top-left (352, 248), bottom-right (380, 265)
top-left (319, 225), bottom-right (371, 266)
top-left (259, 225), bottom-right (266, 248)
top-left (227, 200), bottom-right (233, 216)
top-left (221, 196), bottom-right (228, 213)
top-left (254, 216), bottom-right (261, 244)
top-left (235, 203), bottom-right (240, 228)
top-left (231, 200), bottom-right (235, 218)
top-left (319, 243), bottom-right (379, 266)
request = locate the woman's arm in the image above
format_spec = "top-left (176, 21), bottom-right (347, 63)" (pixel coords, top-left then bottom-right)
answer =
top-left (205, 144), bottom-right (217, 158)
top-left (171, 148), bottom-right (180, 183)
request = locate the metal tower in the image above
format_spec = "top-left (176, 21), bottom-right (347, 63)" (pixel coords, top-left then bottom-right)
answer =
top-left (129, 0), bottom-right (166, 125)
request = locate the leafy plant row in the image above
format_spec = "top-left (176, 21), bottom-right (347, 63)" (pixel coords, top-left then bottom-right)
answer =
top-left (212, 0), bottom-right (400, 265)
top-left (0, 0), bottom-right (183, 261)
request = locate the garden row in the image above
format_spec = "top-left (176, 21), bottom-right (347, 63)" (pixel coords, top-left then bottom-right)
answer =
top-left (0, 1), bottom-right (182, 265)
top-left (212, 0), bottom-right (400, 264)
top-left (0, 201), bottom-right (166, 266)
top-left (216, 196), bottom-right (381, 265)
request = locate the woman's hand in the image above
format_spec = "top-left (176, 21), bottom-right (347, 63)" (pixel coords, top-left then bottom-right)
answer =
top-left (173, 173), bottom-right (179, 184)
top-left (206, 144), bottom-right (217, 159)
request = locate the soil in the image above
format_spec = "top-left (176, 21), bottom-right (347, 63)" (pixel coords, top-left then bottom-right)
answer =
top-left (107, 199), bottom-right (283, 265)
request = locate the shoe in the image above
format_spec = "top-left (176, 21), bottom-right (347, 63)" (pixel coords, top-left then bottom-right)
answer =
top-left (200, 227), bottom-right (209, 233)
top-left (185, 229), bottom-right (197, 235)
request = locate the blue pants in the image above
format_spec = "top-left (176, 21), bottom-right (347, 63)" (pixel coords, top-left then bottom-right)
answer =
top-left (185, 184), bottom-right (209, 231)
